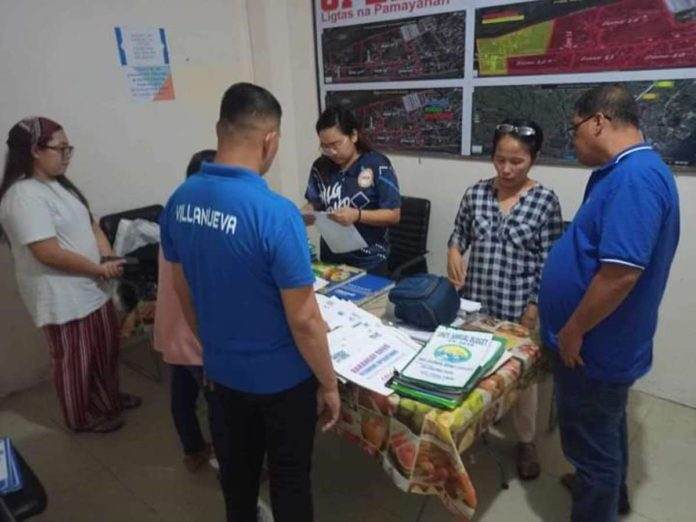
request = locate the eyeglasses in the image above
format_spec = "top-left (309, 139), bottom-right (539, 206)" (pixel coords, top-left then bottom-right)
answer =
top-left (495, 123), bottom-right (536, 137)
top-left (43, 145), bottom-right (75, 158)
top-left (567, 113), bottom-right (612, 136)
top-left (319, 136), bottom-right (349, 155)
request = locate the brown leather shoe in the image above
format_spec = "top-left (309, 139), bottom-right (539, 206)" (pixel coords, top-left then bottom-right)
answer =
top-left (517, 442), bottom-right (541, 480)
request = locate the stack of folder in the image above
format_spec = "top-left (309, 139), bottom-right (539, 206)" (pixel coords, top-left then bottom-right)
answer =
top-left (390, 326), bottom-right (506, 410)
top-left (313, 263), bottom-right (394, 305)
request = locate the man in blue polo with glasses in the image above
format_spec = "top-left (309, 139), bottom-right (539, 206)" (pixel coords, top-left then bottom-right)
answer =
top-left (539, 83), bottom-right (680, 522)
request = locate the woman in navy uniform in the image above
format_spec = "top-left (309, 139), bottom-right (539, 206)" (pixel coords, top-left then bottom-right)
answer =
top-left (303, 107), bottom-right (400, 275)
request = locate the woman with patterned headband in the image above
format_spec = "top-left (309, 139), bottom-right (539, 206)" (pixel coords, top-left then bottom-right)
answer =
top-left (0, 117), bottom-right (141, 433)
top-left (447, 118), bottom-right (564, 480)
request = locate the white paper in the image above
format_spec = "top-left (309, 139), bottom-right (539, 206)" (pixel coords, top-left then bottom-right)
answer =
top-left (316, 294), bottom-right (381, 331)
top-left (328, 324), bottom-right (418, 396)
top-left (401, 327), bottom-right (494, 388)
top-left (113, 218), bottom-right (160, 256)
top-left (394, 324), bottom-right (434, 344)
top-left (313, 277), bottom-right (329, 292)
top-left (312, 211), bottom-right (367, 254)
top-left (459, 298), bottom-right (482, 315)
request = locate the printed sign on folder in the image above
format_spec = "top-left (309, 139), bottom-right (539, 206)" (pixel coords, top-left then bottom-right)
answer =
top-left (400, 327), bottom-right (494, 388)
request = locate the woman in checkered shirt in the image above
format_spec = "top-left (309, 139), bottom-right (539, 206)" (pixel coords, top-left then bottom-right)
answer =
top-left (447, 119), bottom-right (564, 480)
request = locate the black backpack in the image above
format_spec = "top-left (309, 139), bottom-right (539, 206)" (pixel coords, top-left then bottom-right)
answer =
top-left (388, 274), bottom-right (459, 331)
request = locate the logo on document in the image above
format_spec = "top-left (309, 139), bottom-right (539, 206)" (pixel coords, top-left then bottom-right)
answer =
top-left (434, 344), bottom-right (472, 364)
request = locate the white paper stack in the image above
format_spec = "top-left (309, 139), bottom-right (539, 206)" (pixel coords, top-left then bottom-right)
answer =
top-left (327, 323), bottom-right (420, 396)
top-left (315, 294), bottom-right (419, 396)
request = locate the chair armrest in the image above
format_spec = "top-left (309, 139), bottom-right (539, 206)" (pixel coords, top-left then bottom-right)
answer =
top-left (390, 251), bottom-right (429, 280)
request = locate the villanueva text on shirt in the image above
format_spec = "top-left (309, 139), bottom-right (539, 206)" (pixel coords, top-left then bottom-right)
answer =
top-left (175, 204), bottom-right (237, 235)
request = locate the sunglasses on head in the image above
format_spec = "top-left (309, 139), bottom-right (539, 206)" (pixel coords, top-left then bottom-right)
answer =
top-left (495, 123), bottom-right (536, 137)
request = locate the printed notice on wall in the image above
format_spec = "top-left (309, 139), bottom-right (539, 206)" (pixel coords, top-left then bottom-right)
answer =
top-left (114, 26), bottom-right (175, 102)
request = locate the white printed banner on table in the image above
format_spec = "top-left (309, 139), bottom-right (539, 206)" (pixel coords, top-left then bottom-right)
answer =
top-left (114, 26), bottom-right (175, 102)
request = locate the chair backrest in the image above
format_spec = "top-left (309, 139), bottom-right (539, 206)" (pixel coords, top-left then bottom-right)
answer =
top-left (99, 204), bottom-right (164, 245)
top-left (387, 195), bottom-right (431, 276)
top-left (99, 204), bottom-right (163, 306)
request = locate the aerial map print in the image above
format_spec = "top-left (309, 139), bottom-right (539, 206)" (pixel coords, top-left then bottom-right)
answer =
top-left (326, 88), bottom-right (463, 154)
top-left (475, 0), bottom-right (696, 76)
top-left (471, 79), bottom-right (696, 166)
top-left (322, 11), bottom-right (466, 83)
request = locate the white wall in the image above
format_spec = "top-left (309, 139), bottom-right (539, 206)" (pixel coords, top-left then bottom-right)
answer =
top-left (0, 0), bottom-right (254, 396)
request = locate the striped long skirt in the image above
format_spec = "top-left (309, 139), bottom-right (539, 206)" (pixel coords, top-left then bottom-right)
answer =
top-left (42, 302), bottom-right (123, 430)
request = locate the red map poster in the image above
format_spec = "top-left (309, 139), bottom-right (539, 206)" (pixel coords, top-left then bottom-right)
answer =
top-left (475, 0), bottom-right (696, 76)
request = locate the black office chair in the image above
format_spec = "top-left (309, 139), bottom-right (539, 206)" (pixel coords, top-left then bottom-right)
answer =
top-left (99, 205), bottom-right (163, 307)
top-left (99, 204), bottom-right (163, 244)
top-left (99, 204), bottom-right (164, 381)
top-left (387, 195), bottom-right (431, 280)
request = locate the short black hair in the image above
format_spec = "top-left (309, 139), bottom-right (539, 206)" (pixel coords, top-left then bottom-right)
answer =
top-left (492, 118), bottom-right (544, 158)
top-left (185, 149), bottom-right (216, 178)
top-left (574, 83), bottom-right (640, 128)
top-left (218, 82), bottom-right (282, 128)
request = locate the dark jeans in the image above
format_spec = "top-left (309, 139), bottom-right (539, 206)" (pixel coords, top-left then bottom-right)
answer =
top-left (211, 376), bottom-right (318, 522)
top-left (170, 365), bottom-right (225, 457)
top-left (553, 356), bottom-right (631, 522)
top-left (170, 365), bottom-right (206, 455)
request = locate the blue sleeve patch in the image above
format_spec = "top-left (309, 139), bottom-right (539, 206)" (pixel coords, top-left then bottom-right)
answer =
top-left (373, 155), bottom-right (400, 209)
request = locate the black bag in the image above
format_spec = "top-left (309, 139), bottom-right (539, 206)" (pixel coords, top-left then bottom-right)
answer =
top-left (388, 274), bottom-right (459, 331)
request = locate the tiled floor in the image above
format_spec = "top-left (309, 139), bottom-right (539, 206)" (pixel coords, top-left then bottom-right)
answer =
top-left (2, 345), bottom-right (694, 522)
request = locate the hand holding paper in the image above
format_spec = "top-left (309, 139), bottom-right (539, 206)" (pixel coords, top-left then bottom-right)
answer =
top-left (312, 211), bottom-right (367, 254)
top-left (328, 206), bottom-right (359, 226)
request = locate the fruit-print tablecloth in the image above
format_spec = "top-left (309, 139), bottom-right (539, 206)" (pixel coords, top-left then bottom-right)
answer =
top-left (335, 314), bottom-right (542, 521)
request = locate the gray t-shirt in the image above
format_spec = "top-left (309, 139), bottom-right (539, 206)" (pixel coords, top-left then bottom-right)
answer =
top-left (0, 178), bottom-right (109, 327)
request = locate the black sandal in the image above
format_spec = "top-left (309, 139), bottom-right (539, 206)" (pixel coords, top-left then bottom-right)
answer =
top-left (75, 417), bottom-right (125, 433)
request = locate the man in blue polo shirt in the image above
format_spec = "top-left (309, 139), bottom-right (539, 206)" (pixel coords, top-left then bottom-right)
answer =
top-left (160, 83), bottom-right (339, 522)
top-left (539, 84), bottom-right (680, 522)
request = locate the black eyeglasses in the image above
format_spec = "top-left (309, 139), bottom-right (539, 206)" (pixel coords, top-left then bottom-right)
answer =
top-left (43, 145), bottom-right (75, 158)
top-left (495, 123), bottom-right (536, 137)
top-left (567, 113), bottom-right (612, 135)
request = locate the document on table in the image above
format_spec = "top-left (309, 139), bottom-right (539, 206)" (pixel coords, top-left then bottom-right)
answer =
top-left (327, 323), bottom-right (419, 396)
top-left (400, 327), bottom-right (495, 388)
top-left (313, 277), bottom-right (329, 292)
top-left (310, 211), bottom-right (367, 254)
top-left (316, 294), bottom-right (381, 331)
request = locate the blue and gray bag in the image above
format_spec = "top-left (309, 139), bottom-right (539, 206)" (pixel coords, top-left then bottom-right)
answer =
top-left (388, 274), bottom-right (459, 331)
